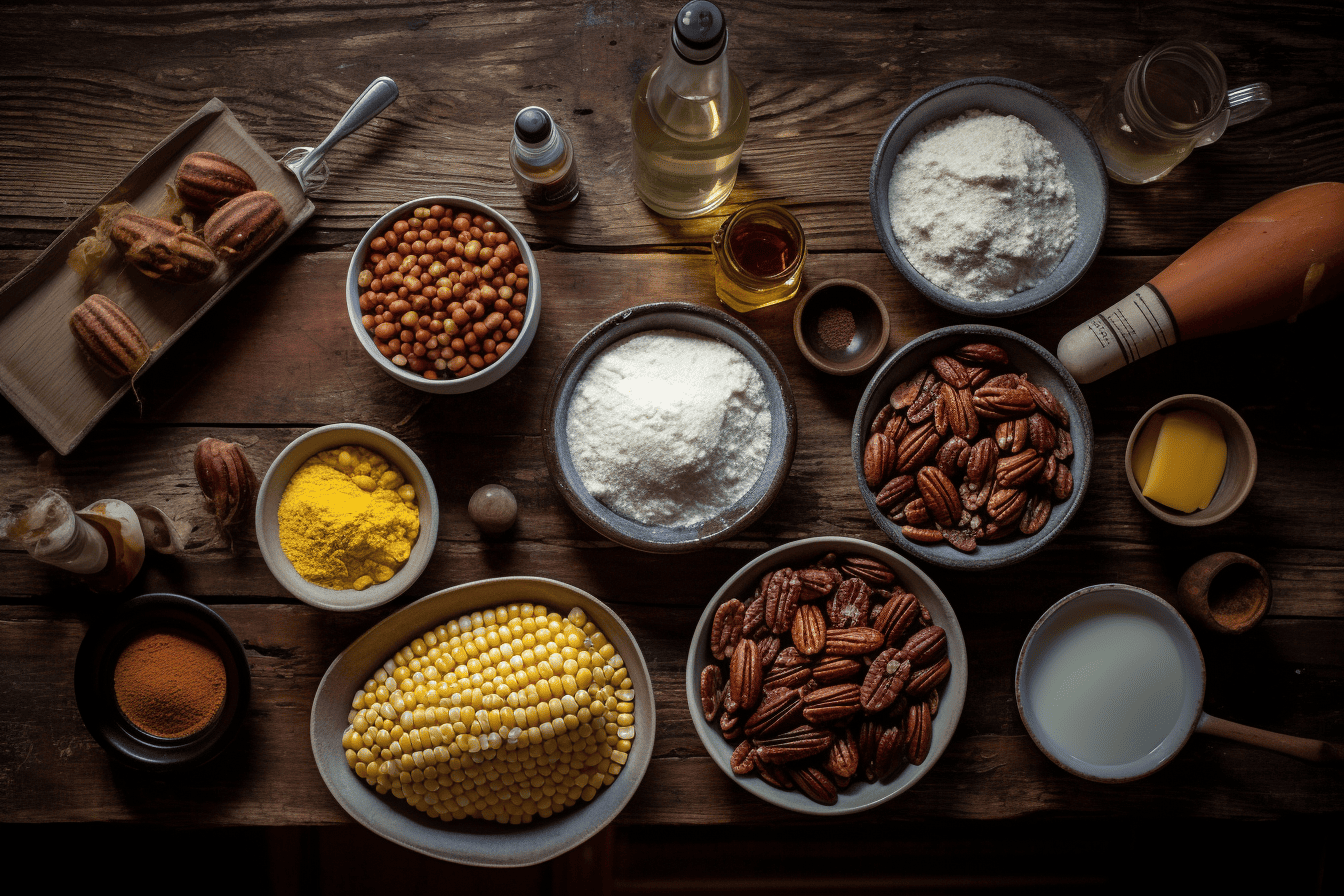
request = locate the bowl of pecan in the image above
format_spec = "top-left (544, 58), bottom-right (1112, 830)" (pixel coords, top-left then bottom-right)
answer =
top-left (346, 196), bottom-right (540, 393)
top-left (853, 325), bottom-right (1092, 570)
top-left (687, 536), bottom-right (967, 815)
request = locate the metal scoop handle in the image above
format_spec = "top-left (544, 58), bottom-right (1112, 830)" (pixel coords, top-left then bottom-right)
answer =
top-left (284, 76), bottom-right (399, 193)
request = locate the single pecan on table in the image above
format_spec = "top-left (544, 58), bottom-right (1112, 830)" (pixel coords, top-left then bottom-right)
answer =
top-left (700, 553), bottom-right (951, 806)
top-left (862, 341), bottom-right (1077, 554)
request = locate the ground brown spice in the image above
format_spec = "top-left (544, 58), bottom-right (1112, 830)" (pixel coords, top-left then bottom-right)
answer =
top-left (113, 629), bottom-right (226, 738)
top-left (817, 306), bottom-right (856, 350)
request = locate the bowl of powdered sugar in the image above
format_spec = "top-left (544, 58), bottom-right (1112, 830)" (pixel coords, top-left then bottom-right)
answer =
top-left (870, 77), bottom-right (1108, 317)
top-left (543, 302), bottom-right (796, 553)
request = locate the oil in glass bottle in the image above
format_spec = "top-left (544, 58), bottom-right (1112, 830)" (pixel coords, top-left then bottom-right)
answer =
top-left (631, 1), bottom-right (749, 218)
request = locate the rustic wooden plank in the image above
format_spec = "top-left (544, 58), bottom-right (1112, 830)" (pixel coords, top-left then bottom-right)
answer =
top-left (1, 1), bottom-right (1340, 256)
top-left (0, 606), bottom-right (1339, 823)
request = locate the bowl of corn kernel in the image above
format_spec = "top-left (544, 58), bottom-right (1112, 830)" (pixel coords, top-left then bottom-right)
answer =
top-left (256, 423), bottom-right (439, 611)
top-left (309, 576), bottom-right (654, 866)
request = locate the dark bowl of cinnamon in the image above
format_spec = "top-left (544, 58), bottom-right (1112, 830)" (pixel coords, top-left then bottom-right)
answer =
top-left (75, 593), bottom-right (250, 772)
top-left (793, 278), bottom-right (891, 376)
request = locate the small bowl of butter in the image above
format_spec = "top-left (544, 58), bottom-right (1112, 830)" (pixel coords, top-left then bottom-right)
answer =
top-left (1125, 394), bottom-right (1257, 526)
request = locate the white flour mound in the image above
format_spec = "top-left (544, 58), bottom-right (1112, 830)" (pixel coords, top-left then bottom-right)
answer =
top-left (889, 110), bottom-right (1078, 302)
top-left (566, 330), bottom-right (773, 528)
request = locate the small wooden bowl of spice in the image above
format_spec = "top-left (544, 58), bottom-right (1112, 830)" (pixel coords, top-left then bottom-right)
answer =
top-left (794, 278), bottom-right (890, 376)
top-left (74, 593), bottom-right (250, 771)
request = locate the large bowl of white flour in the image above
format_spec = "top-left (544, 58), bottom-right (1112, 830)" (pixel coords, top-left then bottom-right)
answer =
top-left (543, 303), bottom-right (796, 552)
top-left (870, 77), bottom-right (1108, 317)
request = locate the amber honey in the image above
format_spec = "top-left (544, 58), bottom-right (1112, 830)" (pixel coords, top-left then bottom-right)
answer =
top-left (712, 202), bottom-right (806, 312)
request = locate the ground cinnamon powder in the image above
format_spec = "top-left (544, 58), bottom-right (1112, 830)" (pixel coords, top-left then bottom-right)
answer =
top-left (113, 629), bottom-right (227, 738)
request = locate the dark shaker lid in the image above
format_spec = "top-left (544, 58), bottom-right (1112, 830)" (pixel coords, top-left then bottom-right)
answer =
top-left (672, 1), bottom-right (726, 63)
top-left (514, 107), bottom-right (553, 146)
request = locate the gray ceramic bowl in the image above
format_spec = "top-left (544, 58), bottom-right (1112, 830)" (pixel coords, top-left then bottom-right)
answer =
top-left (542, 302), bottom-right (797, 553)
top-left (686, 536), bottom-right (967, 815)
top-left (869, 77), bottom-right (1108, 317)
top-left (310, 576), bottom-right (655, 866)
top-left (1015, 583), bottom-right (1205, 782)
top-left (852, 324), bottom-right (1093, 570)
top-left (1125, 394), bottom-right (1257, 526)
top-left (346, 195), bottom-right (541, 394)
top-left (256, 424), bottom-right (439, 611)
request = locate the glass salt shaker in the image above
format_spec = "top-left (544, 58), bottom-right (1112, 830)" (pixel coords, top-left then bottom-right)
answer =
top-left (1085, 39), bottom-right (1271, 184)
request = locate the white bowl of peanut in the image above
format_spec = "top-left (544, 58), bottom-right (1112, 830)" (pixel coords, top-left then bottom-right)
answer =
top-left (346, 195), bottom-right (540, 393)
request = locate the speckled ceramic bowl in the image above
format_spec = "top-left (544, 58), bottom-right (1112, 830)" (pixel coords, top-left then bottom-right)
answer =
top-left (870, 77), bottom-right (1108, 317)
top-left (686, 537), bottom-right (967, 815)
top-left (542, 302), bottom-right (797, 553)
top-left (311, 576), bottom-right (654, 866)
top-left (852, 324), bottom-right (1093, 570)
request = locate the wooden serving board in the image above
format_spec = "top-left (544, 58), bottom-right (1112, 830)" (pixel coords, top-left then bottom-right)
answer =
top-left (0, 99), bottom-right (314, 455)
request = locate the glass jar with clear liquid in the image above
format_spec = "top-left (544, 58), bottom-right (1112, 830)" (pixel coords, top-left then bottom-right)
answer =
top-left (1085, 39), bottom-right (1271, 185)
top-left (632, 0), bottom-right (749, 218)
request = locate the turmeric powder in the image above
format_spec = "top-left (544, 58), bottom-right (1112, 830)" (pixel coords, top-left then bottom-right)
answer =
top-left (277, 446), bottom-right (420, 591)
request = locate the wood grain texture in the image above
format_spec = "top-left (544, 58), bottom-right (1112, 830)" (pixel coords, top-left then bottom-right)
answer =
top-left (1, 1), bottom-right (1342, 256)
top-left (2, 0), bottom-right (1342, 829)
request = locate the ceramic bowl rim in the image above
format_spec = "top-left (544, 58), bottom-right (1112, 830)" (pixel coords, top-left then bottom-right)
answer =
top-left (344, 194), bottom-right (541, 394)
top-left (255, 423), bottom-right (439, 611)
top-left (685, 536), bottom-right (968, 815)
top-left (793, 277), bottom-right (891, 376)
top-left (868, 76), bottom-right (1108, 318)
top-left (309, 575), bottom-right (655, 866)
top-left (1123, 393), bottom-right (1258, 526)
top-left (851, 324), bottom-right (1093, 570)
top-left (73, 592), bottom-right (251, 771)
top-left (541, 301), bottom-right (797, 553)
top-left (1014, 582), bottom-right (1207, 783)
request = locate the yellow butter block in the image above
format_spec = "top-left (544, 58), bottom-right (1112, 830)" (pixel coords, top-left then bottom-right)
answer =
top-left (1131, 413), bottom-right (1164, 489)
top-left (1141, 409), bottom-right (1227, 513)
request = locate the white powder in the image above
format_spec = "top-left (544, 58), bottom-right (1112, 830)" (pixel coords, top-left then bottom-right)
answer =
top-left (888, 110), bottom-right (1078, 302)
top-left (566, 330), bottom-right (773, 528)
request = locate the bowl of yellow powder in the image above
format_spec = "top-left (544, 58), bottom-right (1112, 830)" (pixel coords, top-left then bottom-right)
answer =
top-left (256, 424), bottom-right (439, 611)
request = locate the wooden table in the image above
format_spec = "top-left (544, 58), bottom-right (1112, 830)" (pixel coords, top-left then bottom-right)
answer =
top-left (3, 0), bottom-right (1341, 885)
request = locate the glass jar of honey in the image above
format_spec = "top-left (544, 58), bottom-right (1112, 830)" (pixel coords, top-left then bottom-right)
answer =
top-left (712, 202), bottom-right (806, 312)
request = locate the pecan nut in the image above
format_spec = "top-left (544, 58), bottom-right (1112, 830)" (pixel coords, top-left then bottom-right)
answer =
top-left (194, 437), bottom-right (258, 528)
top-left (175, 151), bottom-right (257, 210)
top-left (906, 656), bottom-right (952, 699)
top-left (987, 487), bottom-right (1028, 525)
top-left (730, 739), bottom-right (756, 775)
top-left (973, 379), bottom-right (1036, 420)
top-left (839, 554), bottom-right (898, 587)
top-left (874, 475), bottom-right (916, 512)
top-left (906, 700), bottom-right (933, 765)
top-left (69, 294), bottom-right (151, 378)
top-left (1023, 378), bottom-right (1070, 429)
top-left (823, 627), bottom-right (885, 656)
top-left (787, 765), bottom-right (839, 805)
top-left (954, 342), bottom-right (1010, 366)
top-left (801, 682), bottom-right (863, 724)
top-left (729, 638), bottom-right (764, 713)
top-left (996, 448), bottom-right (1045, 488)
top-left (873, 591), bottom-right (921, 646)
top-left (203, 190), bottom-right (287, 264)
top-left (791, 603), bottom-right (827, 655)
top-left (901, 625), bottom-right (947, 666)
top-left (895, 421), bottom-right (941, 473)
top-left (700, 664), bottom-right (724, 722)
top-left (1019, 491), bottom-right (1053, 535)
top-left (860, 647), bottom-right (911, 713)
top-left (995, 418), bottom-right (1030, 454)
top-left (710, 599), bottom-right (745, 660)
top-left (755, 724), bottom-right (834, 765)
top-left (825, 729), bottom-right (860, 779)
top-left (744, 688), bottom-right (804, 739)
top-left (916, 466), bottom-right (962, 528)
top-left (810, 655), bottom-right (864, 685)
top-left (826, 577), bottom-right (872, 628)
top-left (964, 438), bottom-right (1000, 488)
top-left (1027, 412), bottom-right (1057, 455)
top-left (931, 354), bottom-right (971, 389)
top-left (796, 566), bottom-right (842, 600)
top-left (111, 212), bottom-right (218, 283)
top-left (763, 568), bottom-right (801, 635)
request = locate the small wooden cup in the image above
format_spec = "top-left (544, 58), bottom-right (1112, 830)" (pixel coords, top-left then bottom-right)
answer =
top-left (1176, 552), bottom-right (1273, 635)
top-left (793, 278), bottom-right (890, 376)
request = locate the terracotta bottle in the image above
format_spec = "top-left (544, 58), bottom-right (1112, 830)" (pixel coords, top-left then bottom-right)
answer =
top-left (1059, 182), bottom-right (1344, 383)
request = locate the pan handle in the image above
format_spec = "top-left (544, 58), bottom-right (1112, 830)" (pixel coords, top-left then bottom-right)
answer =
top-left (284, 76), bottom-right (399, 193)
top-left (1197, 712), bottom-right (1343, 763)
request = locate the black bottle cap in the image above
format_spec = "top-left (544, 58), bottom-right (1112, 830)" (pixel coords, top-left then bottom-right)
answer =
top-left (672, 1), bottom-right (726, 63)
top-left (514, 107), bottom-right (552, 145)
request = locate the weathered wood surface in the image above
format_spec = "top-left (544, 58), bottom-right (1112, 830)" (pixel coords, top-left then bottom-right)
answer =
top-left (2, 0), bottom-right (1343, 827)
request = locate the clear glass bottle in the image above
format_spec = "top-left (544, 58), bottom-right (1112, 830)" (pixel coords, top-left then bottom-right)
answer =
top-left (631, 1), bottom-right (749, 218)
top-left (712, 202), bottom-right (806, 312)
top-left (510, 106), bottom-right (580, 210)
